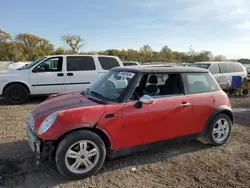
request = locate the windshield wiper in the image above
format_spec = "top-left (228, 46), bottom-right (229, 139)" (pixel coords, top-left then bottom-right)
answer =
top-left (81, 88), bottom-right (89, 95)
top-left (89, 91), bottom-right (107, 104)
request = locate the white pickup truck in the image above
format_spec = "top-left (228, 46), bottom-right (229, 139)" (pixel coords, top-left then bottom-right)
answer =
top-left (0, 54), bottom-right (124, 104)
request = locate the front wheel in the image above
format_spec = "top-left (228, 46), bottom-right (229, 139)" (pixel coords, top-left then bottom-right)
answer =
top-left (207, 114), bottom-right (232, 146)
top-left (4, 84), bottom-right (29, 105)
top-left (55, 130), bottom-right (106, 180)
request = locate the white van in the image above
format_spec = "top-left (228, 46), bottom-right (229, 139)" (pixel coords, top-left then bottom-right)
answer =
top-left (0, 55), bottom-right (124, 104)
top-left (189, 61), bottom-right (247, 90)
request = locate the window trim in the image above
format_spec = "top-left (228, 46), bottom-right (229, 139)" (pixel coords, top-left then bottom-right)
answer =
top-left (32, 56), bottom-right (63, 73)
top-left (66, 56), bottom-right (96, 71)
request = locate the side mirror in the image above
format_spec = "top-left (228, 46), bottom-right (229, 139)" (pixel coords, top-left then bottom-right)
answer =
top-left (139, 95), bottom-right (154, 104)
top-left (134, 95), bottom-right (154, 108)
top-left (33, 66), bottom-right (44, 72)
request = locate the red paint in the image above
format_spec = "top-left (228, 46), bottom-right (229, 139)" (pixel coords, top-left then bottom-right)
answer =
top-left (33, 89), bottom-right (231, 151)
top-left (46, 90), bottom-right (82, 100)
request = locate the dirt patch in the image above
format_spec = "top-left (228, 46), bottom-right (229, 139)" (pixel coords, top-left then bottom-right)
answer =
top-left (229, 95), bottom-right (250, 108)
top-left (0, 97), bottom-right (250, 188)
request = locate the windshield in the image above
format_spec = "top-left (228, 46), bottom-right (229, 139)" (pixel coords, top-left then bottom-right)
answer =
top-left (18, 56), bottom-right (46, 70)
top-left (88, 70), bottom-right (137, 103)
top-left (189, 63), bottom-right (211, 69)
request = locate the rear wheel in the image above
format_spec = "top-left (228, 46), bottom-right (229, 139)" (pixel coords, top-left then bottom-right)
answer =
top-left (4, 84), bottom-right (29, 105)
top-left (55, 130), bottom-right (106, 180)
top-left (207, 114), bottom-right (232, 146)
top-left (242, 89), bottom-right (249, 96)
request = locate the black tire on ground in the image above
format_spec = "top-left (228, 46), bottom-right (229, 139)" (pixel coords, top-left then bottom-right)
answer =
top-left (55, 130), bottom-right (106, 180)
top-left (4, 84), bottom-right (29, 105)
top-left (242, 89), bottom-right (249, 96)
top-left (228, 88), bottom-right (234, 96)
top-left (207, 113), bottom-right (232, 146)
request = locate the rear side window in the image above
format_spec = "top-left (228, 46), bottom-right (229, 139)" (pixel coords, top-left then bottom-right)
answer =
top-left (184, 73), bottom-right (220, 94)
top-left (233, 63), bottom-right (244, 72)
top-left (220, 63), bottom-right (235, 73)
top-left (98, 57), bottom-right (120, 70)
top-left (67, 56), bottom-right (96, 71)
top-left (209, 64), bottom-right (220, 74)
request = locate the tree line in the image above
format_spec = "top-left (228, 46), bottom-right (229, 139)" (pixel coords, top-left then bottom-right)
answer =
top-left (0, 29), bottom-right (227, 63)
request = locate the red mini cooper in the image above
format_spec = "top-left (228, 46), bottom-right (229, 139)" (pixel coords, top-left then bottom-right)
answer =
top-left (26, 66), bottom-right (233, 179)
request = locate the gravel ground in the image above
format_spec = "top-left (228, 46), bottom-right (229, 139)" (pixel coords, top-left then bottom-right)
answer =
top-left (0, 96), bottom-right (250, 188)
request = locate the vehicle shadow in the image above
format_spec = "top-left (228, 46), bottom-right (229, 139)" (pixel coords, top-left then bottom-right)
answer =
top-left (0, 139), bottom-right (212, 187)
top-left (0, 96), bottom-right (46, 106)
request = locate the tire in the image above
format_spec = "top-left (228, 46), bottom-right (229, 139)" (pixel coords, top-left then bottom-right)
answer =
top-left (242, 89), bottom-right (249, 96)
top-left (55, 130), bottom-right (106, 180)
top-left (207, 113), bottom-right (232, 146)
top-left (4, 84), bottom-right (29, 105)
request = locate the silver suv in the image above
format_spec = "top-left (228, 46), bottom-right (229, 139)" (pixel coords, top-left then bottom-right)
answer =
top-left (189, 61), bottom-right (247, 90)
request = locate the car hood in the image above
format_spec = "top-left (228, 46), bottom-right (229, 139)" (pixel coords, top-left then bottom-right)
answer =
top-left (33, 91), bottom-right (100, 118)
top-left (0, 69), bottom-right (24, 81)
top-left (0, 69), bottom-right (19, 74)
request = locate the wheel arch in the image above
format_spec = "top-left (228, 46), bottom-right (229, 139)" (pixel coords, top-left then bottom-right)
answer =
top-left (3, 81), bottom-right (31, 95)
top-left (202, 105), bottom-right (234, 136)
top-left (55, 127), bottom-right (112, 154)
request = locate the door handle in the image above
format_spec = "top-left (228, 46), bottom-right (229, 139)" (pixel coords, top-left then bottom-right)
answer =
top-left (57, 73), bottom-right (64, 77)
top-left (180, 102), bottom-right (191, 107)
top-left (67, 73), bottom-right (74, 76)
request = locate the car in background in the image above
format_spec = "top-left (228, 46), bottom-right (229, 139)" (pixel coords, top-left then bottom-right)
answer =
top-left (122, 61), bottom-right (140, 66)
top-left (189, 61), bottom-right (247, 90)
top-left (26, 65), bottom-right (233, 180)
top-left (0, 55), bottom-right (124, 104)
top-left (246, 67), bottom-right (250, 75)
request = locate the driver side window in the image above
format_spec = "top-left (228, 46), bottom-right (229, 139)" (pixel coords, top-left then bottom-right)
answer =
top-left (33, 57), bottom-right (63, 72)
top-left (130, 73), bottom-right (184, 101)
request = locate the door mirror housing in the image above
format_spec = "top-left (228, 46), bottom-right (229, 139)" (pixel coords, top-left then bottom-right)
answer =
top-left (33, 65), bottom-right (44, 72)
top-left (134, 95), bottom-right (154, 108)
top-left (139, 95), bottom-right (154, 104)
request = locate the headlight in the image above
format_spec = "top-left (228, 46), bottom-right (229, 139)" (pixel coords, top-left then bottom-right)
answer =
top-left (38, 112), bottom-right (57, 135)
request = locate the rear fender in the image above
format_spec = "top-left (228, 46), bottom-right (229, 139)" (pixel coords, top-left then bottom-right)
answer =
top-left (201, 105), bottom-right (234, 136)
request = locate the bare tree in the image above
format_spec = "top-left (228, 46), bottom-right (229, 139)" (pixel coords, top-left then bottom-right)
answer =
top-left (61, 34), bottom-right (85, 53)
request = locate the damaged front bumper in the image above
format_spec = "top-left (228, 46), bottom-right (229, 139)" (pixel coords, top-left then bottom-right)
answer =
top-left (26, 124), bottom-right (42, 165)
top-left (26, 124), bottom-right (55, 165)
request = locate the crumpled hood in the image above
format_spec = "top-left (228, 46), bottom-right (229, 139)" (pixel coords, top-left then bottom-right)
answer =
top-left (33, 91), bottom-right (100, 118)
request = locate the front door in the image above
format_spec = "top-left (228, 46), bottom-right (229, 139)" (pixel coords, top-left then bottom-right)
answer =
top-left (65, 56), bottom-right (99, 92)
top-left (110, 73), bottom-right (194, 150)
top-left (30, 56), bottom-right (66, 95)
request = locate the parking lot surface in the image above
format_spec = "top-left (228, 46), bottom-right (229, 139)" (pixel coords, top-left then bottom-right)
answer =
top-left (0, 96), bottom-right (250, 188)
